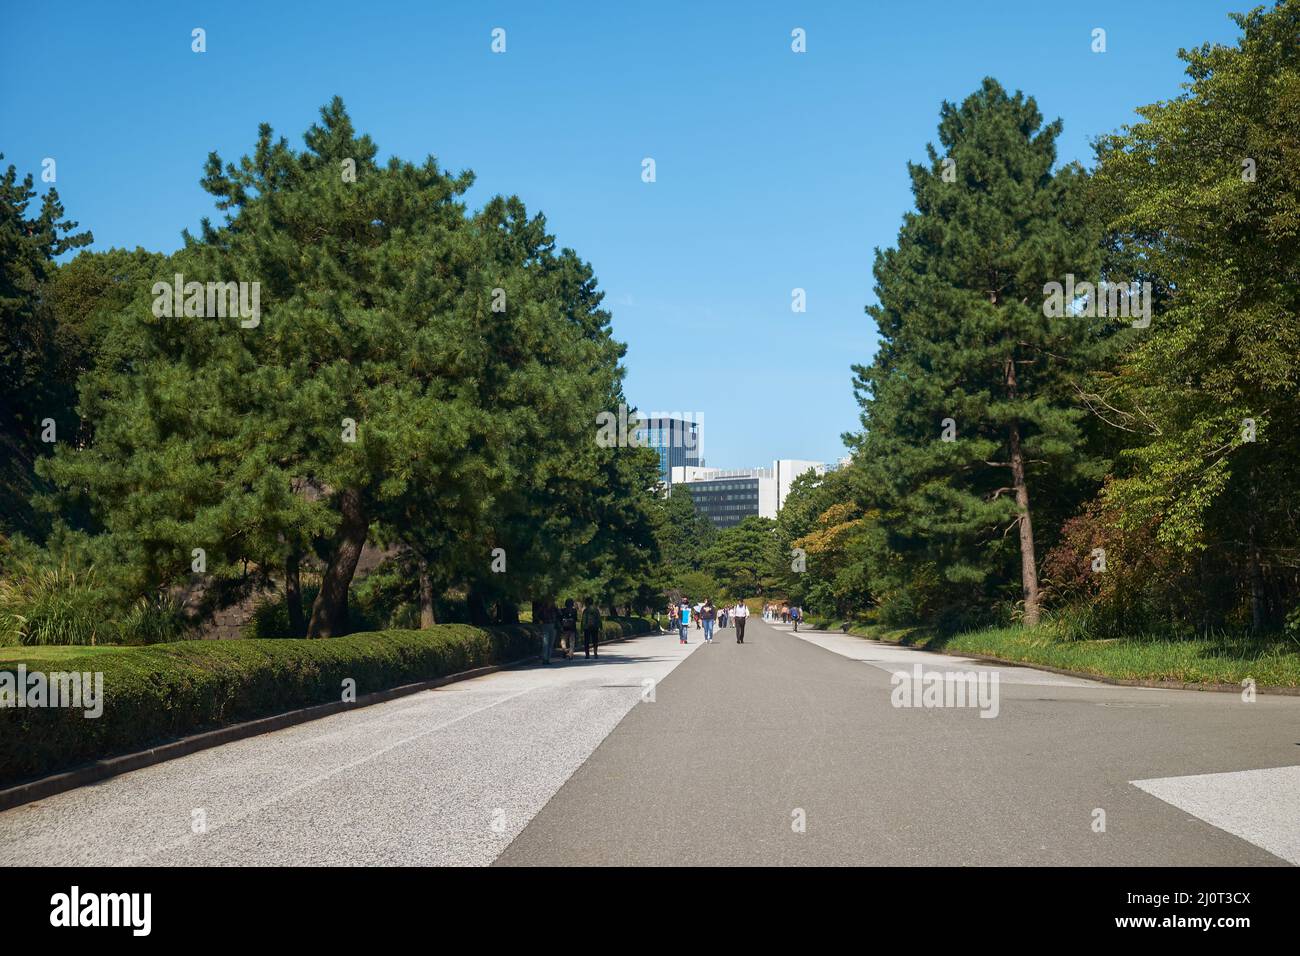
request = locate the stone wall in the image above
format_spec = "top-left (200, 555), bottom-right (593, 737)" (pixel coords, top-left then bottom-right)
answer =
top-left (187, 541), bottom-right (398, 639)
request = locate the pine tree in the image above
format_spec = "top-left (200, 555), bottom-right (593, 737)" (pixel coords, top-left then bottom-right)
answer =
top-left (43, 99), bottom-right (659, 635)
top-left (853, 79), bottom-right (1107, 626)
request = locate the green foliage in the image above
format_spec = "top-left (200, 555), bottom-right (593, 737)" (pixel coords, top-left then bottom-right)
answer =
top-left (670, 568), bottom-right (720, 605)
top-left (114, 594), bottom-right (191, 646)
top-left (1090, 0), bottom-right (1300, 631)
top-left (0, 555), bottom-right (188, 646)
top-left (34, 99), bottom-right (662, 636)
top-left (0, 562), bottom-right (110, 646)
top-left (246, 584), bottom-right (324, 640)
top-left (771, 467), bottom-right (876, 617)
top-left (0, 155), bottom-right (92, 541)
top-left (702, 516), bottom-right (780, 598)
top-left (653, 485), bottom-right (717, 590)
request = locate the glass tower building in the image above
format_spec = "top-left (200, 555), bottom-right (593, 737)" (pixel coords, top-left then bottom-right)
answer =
top-left (635, 416), bottom-right (702, 489)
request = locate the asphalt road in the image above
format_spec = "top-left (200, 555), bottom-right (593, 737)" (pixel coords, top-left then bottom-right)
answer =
top-left (497, 618), bottom-right (1300, 866)
top-left (3, 618), bottom-right (1297, 866)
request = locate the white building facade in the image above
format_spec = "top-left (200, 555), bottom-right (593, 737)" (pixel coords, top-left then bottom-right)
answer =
top-left (670, 459), bottom-right (828, 528)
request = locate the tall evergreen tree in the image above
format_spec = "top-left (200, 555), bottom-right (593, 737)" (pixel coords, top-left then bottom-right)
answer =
top-left (852, 79), bottom-right (1107, 626)
top-left (0, 158), bottom-right (91, 540)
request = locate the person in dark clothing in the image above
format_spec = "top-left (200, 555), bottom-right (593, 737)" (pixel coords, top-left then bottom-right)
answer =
top-left (538, 599), bottom-right (558, 664)
top-left (559, 598), bottom-right (578, 660)
top-left (581, 598), bottom-right (603, 658)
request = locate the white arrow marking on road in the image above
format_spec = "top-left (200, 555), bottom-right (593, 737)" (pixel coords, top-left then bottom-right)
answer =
top-left (1131, 765), bottom-right (1300, 865)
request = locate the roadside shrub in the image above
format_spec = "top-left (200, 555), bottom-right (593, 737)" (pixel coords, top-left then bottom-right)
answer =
top-left (600, 616), bottom-right (655, 640)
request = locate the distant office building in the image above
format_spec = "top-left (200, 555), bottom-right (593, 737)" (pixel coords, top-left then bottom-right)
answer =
top-left (773, 459), bottom-right (826, 511)
top-left (671, 459), bottom-right (826, 528)
top-left (635, 415), bottom-right (702, 489)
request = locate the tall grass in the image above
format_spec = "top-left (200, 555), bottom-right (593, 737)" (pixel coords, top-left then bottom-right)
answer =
top-left (0, 564), bottom-right (110, 646)
top-left (0, 562), bottom-right (191, 646)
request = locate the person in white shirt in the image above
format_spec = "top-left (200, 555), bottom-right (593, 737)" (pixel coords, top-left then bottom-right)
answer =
top-left (733, 599), bottom-right (750, 644)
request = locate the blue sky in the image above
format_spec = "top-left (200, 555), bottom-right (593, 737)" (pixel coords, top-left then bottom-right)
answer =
top-left (1, 0), bottom-right (1248, 467)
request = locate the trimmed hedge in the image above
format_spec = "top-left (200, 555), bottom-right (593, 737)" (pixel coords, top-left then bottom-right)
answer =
top-left (0, 617), bottom-right (655, 786)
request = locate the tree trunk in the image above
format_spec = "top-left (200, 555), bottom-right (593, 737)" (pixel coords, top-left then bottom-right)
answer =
top-left (286, 549), bottom-right (305, 637)
top-left (1004, 353), bottom-right (1041, 627)
top-left (467, 585), bottom-right (492, 626)
top-left (497, 600), bottom-right (520, 625)
top-left (419, 559), bottom-right (436, 628)
top-left (307, 488), bottom-right (368, 638)
top-left (1009, 420), bottom-right (1041, 627)
top-left (1247, 486), bottom-right (1265, 631)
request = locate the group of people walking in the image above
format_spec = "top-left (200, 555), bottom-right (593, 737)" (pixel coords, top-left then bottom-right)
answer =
top-left (535, 597), bottom-right (605, 664)
top-left (535, 595), bottom-right (807, 666)
top-left (668, 597), bottom-right (750, 644)
top-left (762, 603), bottom-right (802, 631)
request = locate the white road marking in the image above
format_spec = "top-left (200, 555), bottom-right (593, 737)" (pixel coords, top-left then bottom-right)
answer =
top-left (1131, 766), bottom-right (1300, 865)
top-left (787, 626), bottom-right (1098, 687)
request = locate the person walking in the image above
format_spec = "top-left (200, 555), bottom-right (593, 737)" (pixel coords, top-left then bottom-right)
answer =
top-left (790, 604), bottom-right (801, 633)
top-left (701, 598), bottom-right (716, 643)
top-left (733, 598), bottom-right (749, 643)
top-left (678, 599), bottom-right (691, 644)
top-left (581, 597), bottom-right (603, 658)
top-left (719, 604), bottom-right (729, 630)
top-left (538, 598), bottom-right (558, 665)
top-left (668, 602), bottom-right (679, 634)
top-left (559, 598), bottom-right (578, 659)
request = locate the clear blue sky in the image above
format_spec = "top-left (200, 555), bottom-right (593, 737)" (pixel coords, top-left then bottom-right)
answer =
top-left (1, 0), bottom-right (1247, 467)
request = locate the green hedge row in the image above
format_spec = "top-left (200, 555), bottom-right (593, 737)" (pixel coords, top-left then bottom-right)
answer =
top-left (0, 617), bottom-right (654, 787)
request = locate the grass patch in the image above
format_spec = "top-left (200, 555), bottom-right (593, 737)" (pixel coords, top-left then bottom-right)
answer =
top-left (0, 645), bottom-right (132, 664)
top-left (838, 622), bottom-right (1300, 687)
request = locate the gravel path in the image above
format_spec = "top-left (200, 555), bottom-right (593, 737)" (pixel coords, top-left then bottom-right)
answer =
top-left (0, 631), bottom-right (696, 866)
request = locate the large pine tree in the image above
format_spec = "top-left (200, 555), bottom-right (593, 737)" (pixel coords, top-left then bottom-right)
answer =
top-left (852, 79), bottom-right (1107, 626)
top-left (43, 99), bottom-right (659, 635)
